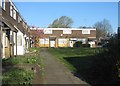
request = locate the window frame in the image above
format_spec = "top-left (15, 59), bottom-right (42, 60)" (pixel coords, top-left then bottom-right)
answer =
top-left (2, 0), bottom-right (5, 10)
top-left (13, 9), bottom-right (16, 20)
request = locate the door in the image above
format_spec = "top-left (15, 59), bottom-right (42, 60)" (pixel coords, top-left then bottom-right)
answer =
top-left (50, 41), bottom-right (55, 47)
top-left (70, 41), bottom-right (73, 47)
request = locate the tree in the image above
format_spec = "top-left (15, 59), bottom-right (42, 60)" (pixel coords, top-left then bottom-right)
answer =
top-left (48, 16), bottom-right (73, 28)
top-left (94, 19), bottom-right (112, 40)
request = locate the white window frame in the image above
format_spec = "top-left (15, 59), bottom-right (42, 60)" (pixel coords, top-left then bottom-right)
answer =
top-left (2, 0), bottom-right (5, 10)
top-left (23, 22), bottom-right (25, 28)
top-left (13, 9), bottom-right (16, 20)
top-left (39, 38), bottom-right (45, 44)
top-left (18, 16), bottom-right (20, 23)
top-left (10, 5), bottom-right (13, 17)
top-left (63, 29), bottom-right (71, 34)
top-left (4, 34), bottom-right (7, 47)
top-left (44, 29), bottom-right (52, 34)
top-left (82, 29), bottom-right (90, 34)
top-left (19, 16), bottom-right (22, 23)
top-left (10, 31), bottom-right (13, 44)
top-left (17, 35), bottom-right (22, 46)
top-left (0, 0), bottom-right (2, 7)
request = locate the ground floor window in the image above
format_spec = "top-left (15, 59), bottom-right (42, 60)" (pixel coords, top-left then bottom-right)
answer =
top-left (17, 35), bottom-right (22, 46)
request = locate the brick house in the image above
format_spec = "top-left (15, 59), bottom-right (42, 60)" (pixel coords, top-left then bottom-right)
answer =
top-left (0, 0), bottom-right (30, 58)
top-left (30, 27), bottom-right (96, 48)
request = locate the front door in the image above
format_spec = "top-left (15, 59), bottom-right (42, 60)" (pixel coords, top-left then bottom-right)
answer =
top-left (70, 41), bottom-right (73, 47)
top-left (50, 41), bottom-right (55, 47)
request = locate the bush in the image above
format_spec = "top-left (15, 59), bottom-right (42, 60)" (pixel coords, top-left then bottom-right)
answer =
top-left (82, 44), bottom-right (90, 48)
top-left (107, 34), bottom-right (120, 79)
top-left (73, 41), bottom-right (82, 48)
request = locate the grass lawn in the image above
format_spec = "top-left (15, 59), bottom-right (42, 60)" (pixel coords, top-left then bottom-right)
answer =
top-left (48, 47), bottom-right (118, 85)
top-left (2, 48), bottom-right (43, 85)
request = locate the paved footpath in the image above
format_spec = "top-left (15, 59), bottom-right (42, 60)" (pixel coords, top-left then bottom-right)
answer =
top-left (40, 48), bottom-right (89, 85)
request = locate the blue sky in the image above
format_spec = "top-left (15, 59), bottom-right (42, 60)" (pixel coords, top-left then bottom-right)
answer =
top-left (14, 2), bottom-right (118, 32)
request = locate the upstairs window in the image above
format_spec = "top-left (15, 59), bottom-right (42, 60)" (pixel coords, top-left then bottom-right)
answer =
top-left (13, 9), bottom-right (16, 20)
top-left (2, 0), bottom-right (5, 10)
top-left (18, 16), bottom-right (21, 23)
top-left (82, 29), bottom-right (90, 34)
top-left (0, 0), bottom-right (2, 7)
top-left (26, 25), bottom-right (28, 30)
top-left (23, 22), bottom-right (26, 28)
top-left (10, 5), bottom-right (13, 17)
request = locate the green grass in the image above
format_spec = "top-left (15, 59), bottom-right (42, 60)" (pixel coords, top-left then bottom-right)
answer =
top-left (48, 47), bottom-right (104, 71)
top-left (2, 68), bottom-right (34, 85)
top-left (48, 47), bottom-right (118, 85)
top-left (2, 48), bottom-right (43, 85)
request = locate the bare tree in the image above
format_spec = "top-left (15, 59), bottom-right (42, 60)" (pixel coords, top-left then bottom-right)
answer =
top-left (94, 19), bottom-right (112, 40)
top-left (48, 16), bottom-right (73, 28)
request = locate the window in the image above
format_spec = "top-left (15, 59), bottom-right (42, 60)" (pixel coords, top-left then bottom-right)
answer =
top-left (2, 0), bottom-right (5, 10)
top-left (10, 31), bottom-right (13, 44)
top-left (58, 38), bottom-right (67, 44)
top-left (0, 0), bottom-right (2, 7)
top-left (23, 22), bottom-right (25, 28)
top-left (18, 16), bottom-right (22, 23)
top-left (10, 5), bottom-right (13, 17)
top-left (39, 39), bottom-right (44, 44)
top-left (44, 38), bottom-right (49, 44)
top-left (26, 25), bottom-right (28, 30)
top-left (82, 29), bottom-right (90, 34)
top-left (3, 33), bottom-right (7, 47)
top-left (63, 29), bottom-right (71, 34)
top-left (18, 16), bottom-right (21, 23)
top-left (17, 35), bottom-right (22, 46)
top-left (13, 9), bottom-right (16, 20)
top-left (44, 29), bottom-right (52, 34)
top-left (10, 35), bottom-right (13, 44)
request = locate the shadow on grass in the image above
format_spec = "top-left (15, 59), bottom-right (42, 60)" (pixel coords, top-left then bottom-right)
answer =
top-left (64, 52), bottom-right (118, 85)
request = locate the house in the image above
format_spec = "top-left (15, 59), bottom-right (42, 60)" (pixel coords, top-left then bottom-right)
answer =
top-left (0, 0), bottom-right (30, 58)
top-left (30, 27), bottom-right (96, 48)
top-left (30, 28), bottom-right (44, 47)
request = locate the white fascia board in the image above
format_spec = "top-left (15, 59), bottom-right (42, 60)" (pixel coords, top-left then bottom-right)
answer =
top-left (9, 0), bottom-right (18, 12)
top-left (31, 27), bottom-right (96, 31)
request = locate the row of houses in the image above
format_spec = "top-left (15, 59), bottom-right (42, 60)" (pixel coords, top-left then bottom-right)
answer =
top-left (0, 0), bottom-right (30, 58)
top-left (30, 27), bottom-right (97, 48)
top-left (0, 0), bottom-right (97, 59)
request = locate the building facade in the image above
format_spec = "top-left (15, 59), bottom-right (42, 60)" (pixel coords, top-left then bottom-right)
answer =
top-left (30, 28), bottom-right (96, 48)
top-left (0, 0), bottom-right (30, 58)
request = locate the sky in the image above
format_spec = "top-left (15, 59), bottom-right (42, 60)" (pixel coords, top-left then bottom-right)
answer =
top-left (14, 2), bottom-right (118, 32)
top-left (118, 2), bottom-right (120, 27)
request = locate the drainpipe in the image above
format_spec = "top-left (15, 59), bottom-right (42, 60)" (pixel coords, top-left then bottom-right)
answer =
top-left (0, 25), bottom-right (2, 58)
top-left (16, 32), bottom-right (17, 57)
top-left (12, 31), bottom-right (14, 57)
top-left (0, 26), bottom-right (1, 86)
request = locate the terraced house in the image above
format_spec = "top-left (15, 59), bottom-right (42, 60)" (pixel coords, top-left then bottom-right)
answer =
top-left (30, 27), bottom-right (96, 48)
top-left (0, 0), bottom-right (30, 58)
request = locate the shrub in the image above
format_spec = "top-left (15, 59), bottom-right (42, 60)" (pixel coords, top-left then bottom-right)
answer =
top-left (82, 44), bottom-right (90, 48)
top-left (73, 41), bottom-right (82, 48)
top-left (107, 34), bottom-right (120, 79)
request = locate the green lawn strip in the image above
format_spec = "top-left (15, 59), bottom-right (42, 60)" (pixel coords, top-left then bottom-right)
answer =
top-left (2, 48), bottom-right (44, 85)
top-left (2, 68), bottom-right (34, 85)
top-left (35, 49), bottom-right (45, 77)
top-left (48, 47), bottom-right (102, 71)
top-left (48, 47), bottom-right (118, 84)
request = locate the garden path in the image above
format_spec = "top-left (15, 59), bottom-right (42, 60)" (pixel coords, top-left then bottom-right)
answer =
top-left (40, 48), bottom-right (89, 84)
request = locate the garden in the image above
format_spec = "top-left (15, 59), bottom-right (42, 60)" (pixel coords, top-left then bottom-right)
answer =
top-left (48, 47), bottom-right (119, 85)
top-left (2, 48), bottom-right (44, 85)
